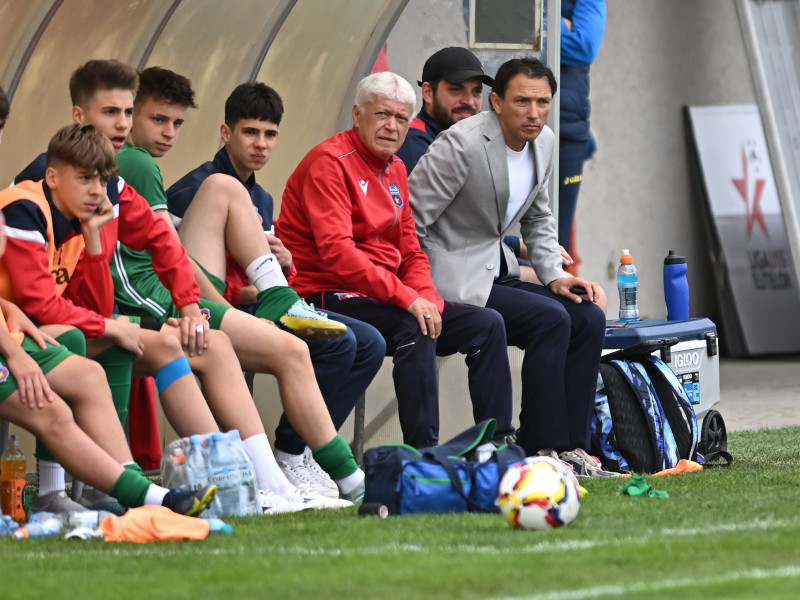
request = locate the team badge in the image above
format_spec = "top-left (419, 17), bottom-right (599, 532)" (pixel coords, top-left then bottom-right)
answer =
top-left (0, 365), bottom-right (8, 383)
top-left (334, 292), bottom-right (366, 300)
top-left (389, 183), bottom-right (404, 208)
top-left (200, 308), bottom-right (211, 321)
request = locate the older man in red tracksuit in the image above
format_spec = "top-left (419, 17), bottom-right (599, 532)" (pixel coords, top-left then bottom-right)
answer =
top-left (276, 71), bottom-right (514, 449)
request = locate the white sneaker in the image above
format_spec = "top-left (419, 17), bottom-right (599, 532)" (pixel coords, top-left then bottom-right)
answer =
top-left (274, 447), bottom-right (339, 498)
top-left (284, 485), bottom-right (353, 510)
top-left (259, 489), bottom-right (312, 515)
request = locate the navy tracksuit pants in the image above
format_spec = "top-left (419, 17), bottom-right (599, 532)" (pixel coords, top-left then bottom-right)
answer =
top-left (308, 293), bottom-right (515, 449)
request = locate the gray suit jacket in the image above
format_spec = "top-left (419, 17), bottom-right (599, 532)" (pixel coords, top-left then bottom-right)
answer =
top-left (409, 111), bottom-right (567, 307)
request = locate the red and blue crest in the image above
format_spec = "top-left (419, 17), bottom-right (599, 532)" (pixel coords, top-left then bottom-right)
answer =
top-left (389, 183), bottom-right (404, 208)
top-left (0, 365), bottom-right (8, 383)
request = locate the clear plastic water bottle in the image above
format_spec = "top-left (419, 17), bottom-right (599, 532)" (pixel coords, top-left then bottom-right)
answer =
top-left (208, 432), bottom-right (240, 516)
top-left (13, 517), bottom-right (62, 539)
top-left (168, 446), bottom-right (191, 491)
top-left (1, 434), bottom-right (27, 523)
top-left (1, 514), bottom-right (20, 536)
top-left (617, 249), bottom-right (639, 321)
top-left (226, 430), bottom-right (260, 516)
top-left (186, 434), bottom-right (211, 492)
top-left (663, 250), bottom-right (690, 321)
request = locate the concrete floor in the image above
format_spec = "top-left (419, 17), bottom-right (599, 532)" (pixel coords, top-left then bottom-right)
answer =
top-left (719, 356), bottom-right (800, 431)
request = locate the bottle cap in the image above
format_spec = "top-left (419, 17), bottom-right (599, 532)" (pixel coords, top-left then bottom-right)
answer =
top-left (620, 249), bottom-right (633, 264)
top-left (664, 249), bottom-right (686, 264)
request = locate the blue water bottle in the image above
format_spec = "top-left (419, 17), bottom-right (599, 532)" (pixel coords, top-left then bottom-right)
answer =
top-left (663, 250), bottom-right (689, 321)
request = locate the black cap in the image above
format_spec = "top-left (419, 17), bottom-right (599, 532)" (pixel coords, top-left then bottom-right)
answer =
top-left (418, 47), bottom-right (494, 87)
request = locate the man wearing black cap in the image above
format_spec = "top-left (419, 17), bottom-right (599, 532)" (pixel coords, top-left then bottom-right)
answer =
top-left (396, 47), bottom-right (492, 173)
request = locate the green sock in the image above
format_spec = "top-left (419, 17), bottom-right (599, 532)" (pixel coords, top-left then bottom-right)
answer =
top-left (55, 328), bottom-right (87, 356)
top-left (34, 329), bottom-right (90, 462)
top-left (311, 435), bottom-right (359, 480)
top-left (93, 345), bottom-right (134, 428)
top-left (255, 286), bottom-right (300, 322)
top-left (109, 465), bottom-right (151, 507)
top-left (123, 461), bottom-right (144, 476)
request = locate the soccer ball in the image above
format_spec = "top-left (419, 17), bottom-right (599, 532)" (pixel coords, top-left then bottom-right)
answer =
top-left (497, 456), bottom-right (582, 530)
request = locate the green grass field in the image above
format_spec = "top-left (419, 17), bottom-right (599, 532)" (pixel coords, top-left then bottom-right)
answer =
top-left (3, 427), bottom-right (799, 600)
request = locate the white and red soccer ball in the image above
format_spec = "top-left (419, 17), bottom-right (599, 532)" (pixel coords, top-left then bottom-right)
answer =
top-left (497, 456), bottom-right (582, 530)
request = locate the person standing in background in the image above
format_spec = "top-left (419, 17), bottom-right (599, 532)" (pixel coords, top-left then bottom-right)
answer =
top-left (558, 0), bottom-right (606, 266)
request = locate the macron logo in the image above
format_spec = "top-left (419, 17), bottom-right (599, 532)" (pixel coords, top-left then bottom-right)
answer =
top-left (359, 180), bottom-right (369, 195)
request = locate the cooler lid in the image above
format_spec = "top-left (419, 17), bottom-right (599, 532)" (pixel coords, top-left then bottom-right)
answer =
top-left (604, 318), bottom-right (717, 349)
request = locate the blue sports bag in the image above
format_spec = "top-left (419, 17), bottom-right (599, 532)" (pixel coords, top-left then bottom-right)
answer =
top-left (363, 419), bottom-right (525, 515)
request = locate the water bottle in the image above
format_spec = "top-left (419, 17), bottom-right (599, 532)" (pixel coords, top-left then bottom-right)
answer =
top-left (208, 432), bottom-right (240, 516)
top-left (186, 435), bottom-right (211, 492)
top-left (28, 509), bottom-right (112, 531)
top-left (663, 250), bottom-right (690, 321)
top-left (168, 446), bottom-right (191, 491)
top-left (617, 249), bottom-right (639, 321)
top-left (1, 434), bottom-right (27, 522)
top-left (13, 517), bottom-right (62, 539)
top-left (1, 514), bottom-right (20, 536)
top-left (226, 430), bottom-right (260, 516)
top-left (205, 517), bottom-right (234, 535)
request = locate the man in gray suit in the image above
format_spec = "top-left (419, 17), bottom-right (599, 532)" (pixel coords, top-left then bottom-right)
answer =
top-left (409, 57), bottom-right (612, 477)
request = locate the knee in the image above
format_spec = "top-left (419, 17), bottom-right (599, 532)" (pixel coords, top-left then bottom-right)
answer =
top-left (577, 301), bottom-right (606, 337)
top-left (481, 307), bottom-right (507, 334)
top-left (359, 325), bottom-right (387, 359)
top-left (32, 399), bottom-right (77, 439)
top-left (278, 330), bottom-right (313, 363)
top-left (546, 303), bottom-right (571, 334)
top-left (155, 332), bottom-right (184, 360)
top-left (188, 329), bottom-right (234, 370)
top-left (197, 173), bottom-right (250, 207)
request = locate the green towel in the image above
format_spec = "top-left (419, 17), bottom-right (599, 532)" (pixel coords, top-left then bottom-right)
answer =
top-left (620, 473), bottom-right (669, 498)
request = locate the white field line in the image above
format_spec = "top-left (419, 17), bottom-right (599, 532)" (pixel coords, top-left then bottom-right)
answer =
top-left (484, 565), bottom-right (800, 600)
top-left (7, 515), bottom-right (800, 561)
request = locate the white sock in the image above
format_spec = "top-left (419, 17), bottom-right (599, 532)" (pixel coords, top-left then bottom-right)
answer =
top-left (143, 483), bottom-right (169, 506)
top-left (244, 433), bottom-right (293, 495)
top-left (37, 460), bottom-right (66, 496)
top-left (335, 468), bottom-right (365, 495)
top-left (245, 255), bottom-right (287, 291)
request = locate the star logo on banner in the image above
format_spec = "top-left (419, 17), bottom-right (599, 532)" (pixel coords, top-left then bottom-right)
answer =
top-left (731, 145), bottom-right (769, 239)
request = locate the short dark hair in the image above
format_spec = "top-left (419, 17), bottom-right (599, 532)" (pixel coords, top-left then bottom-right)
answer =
top-left (69, 59), bottom-right (138, 107)
top-left (136, 66), bottom-right (197, 109)
top-left (224, 82), bottom-right (283, 127)
top-left (0, 86), bottom-right (9, 123)
top-left (46, 123), bottom-right (118, 181)
top-left (492, 57), bottom-right (557, 99)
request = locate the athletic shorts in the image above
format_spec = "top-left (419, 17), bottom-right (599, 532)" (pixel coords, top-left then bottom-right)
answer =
top-left (0, 336), bottom-right (73, 402)
top-left (116, 259), bottom-right (230, 330)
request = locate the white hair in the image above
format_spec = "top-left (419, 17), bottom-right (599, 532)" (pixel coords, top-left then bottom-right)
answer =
top-left (354, 72), bottom-right (416, 113)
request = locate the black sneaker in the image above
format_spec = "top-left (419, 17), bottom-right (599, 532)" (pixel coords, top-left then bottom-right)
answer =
top-left (162, 485), bottom-right (217, 516)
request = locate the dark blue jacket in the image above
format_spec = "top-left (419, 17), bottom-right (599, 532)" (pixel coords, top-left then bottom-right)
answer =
top-left (166, 147), bottom-right (275, 231)
top-left (559, 0), bottom-right (606, 144)
top-left (395, 109), bottom-right (442, 174)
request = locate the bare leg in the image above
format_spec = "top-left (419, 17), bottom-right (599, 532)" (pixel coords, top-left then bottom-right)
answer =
top-left (44, 355), bottom-right (133, 464)
top-left (132, 328), bottom-right (219, 437)
top-left (178, 173), bottom-right (271, 279)
top-left (1, 371), bottom-right (126, 493)
top-left (218, 309), bottom-right (337, 448)
top-left (157, 324), bottom-right (265, 439)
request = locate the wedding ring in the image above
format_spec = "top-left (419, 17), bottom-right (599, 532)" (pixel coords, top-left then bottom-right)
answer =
top-left (424, 314), bottom-right (432, 319)
top-left (195, 325), bottom-right (204, 333)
